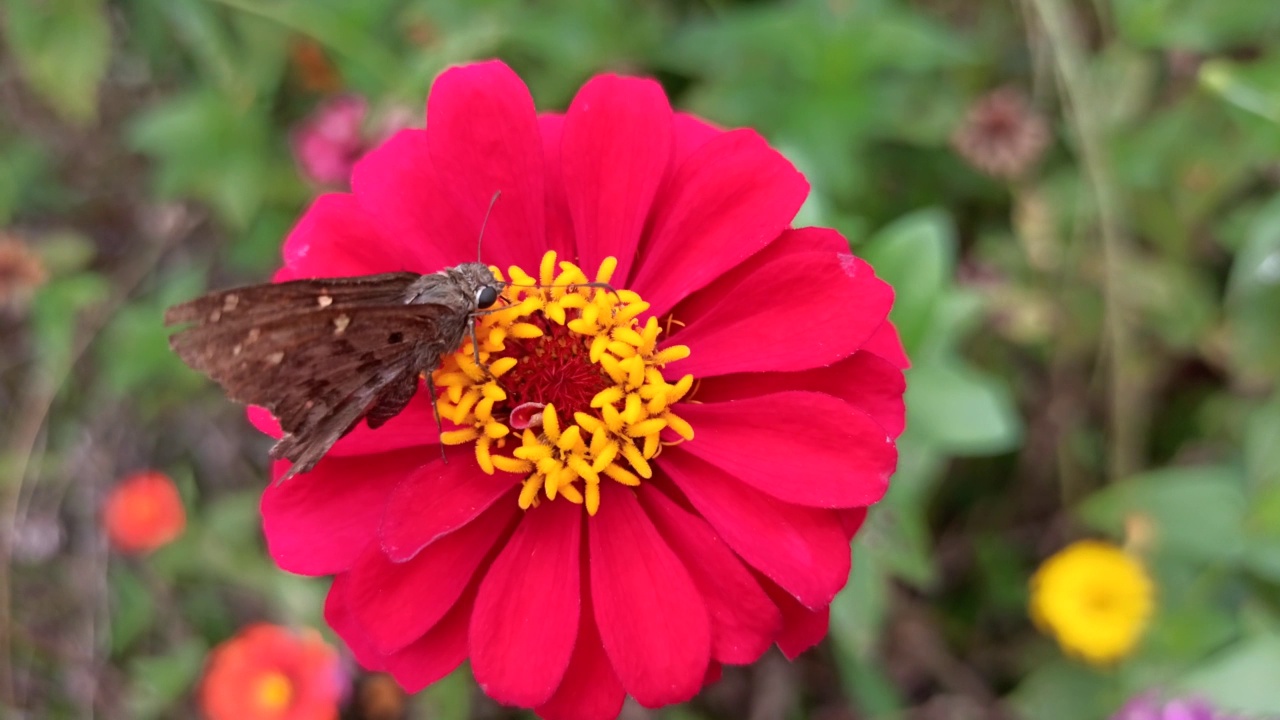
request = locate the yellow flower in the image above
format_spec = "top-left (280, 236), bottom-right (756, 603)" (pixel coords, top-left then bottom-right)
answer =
top-left (1029, 540), bottom-right (1154, 664)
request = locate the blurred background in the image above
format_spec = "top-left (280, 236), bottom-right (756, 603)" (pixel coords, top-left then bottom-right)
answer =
top-left (2, 0), bottom-right (1279, 718)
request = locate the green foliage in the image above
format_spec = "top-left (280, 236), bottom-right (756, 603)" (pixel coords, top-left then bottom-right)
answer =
top-left (4, 0), bottom-right (1280, 718)
top-left (3, 0), bottom-right (111, 124)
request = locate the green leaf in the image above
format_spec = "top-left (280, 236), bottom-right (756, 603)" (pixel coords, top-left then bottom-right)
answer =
top-left (1245, 396), bottom-right (1280, 492)
top-left (1178, 634), bottom-right (1280, 714)
top-left (860, 209), bottom-right (956, 355)
top-left (416, 665), bottom-right (473, 720)
top-left (1227, 194), bottom-right (1280, 378)
top-left (1077, 466), bottom-right (1248, 564)
top-left (109, 566), bottom-right (155, 656)
top-left (905, 360), bottom-right (1022, 455)
top-left (1200, 56), bottom-right (1280, 125)
top-left (1007, 658), bottom-right (1116, 720)
top-left (830, 543), bottom-right (890, 660)
top-left (3, 0), bottom-right (111, 124)
top-left (126, 639), bottom-right (208, 720)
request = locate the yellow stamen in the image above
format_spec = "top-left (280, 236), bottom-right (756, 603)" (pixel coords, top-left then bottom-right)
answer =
top-left (431, 252), bottom-right (694, 516)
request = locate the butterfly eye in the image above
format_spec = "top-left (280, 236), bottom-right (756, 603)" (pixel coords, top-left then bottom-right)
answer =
top-left (476, 285), bottom-right (499, 309)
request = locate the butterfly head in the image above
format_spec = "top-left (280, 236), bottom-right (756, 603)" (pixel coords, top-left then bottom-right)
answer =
top-left (452, 262), bottom-right (503, 310)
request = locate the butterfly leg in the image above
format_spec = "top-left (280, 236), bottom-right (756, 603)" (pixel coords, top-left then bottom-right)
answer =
top-left (466, 315), bottom-right (496, 381)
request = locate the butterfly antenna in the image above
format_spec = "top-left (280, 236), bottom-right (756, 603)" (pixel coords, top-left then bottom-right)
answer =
top-left (477, 191), bottom-right (502, 263)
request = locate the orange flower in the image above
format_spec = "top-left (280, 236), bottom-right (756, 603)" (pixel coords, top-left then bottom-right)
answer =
top-left (200, 624), bottom-right (344, 720)
top-left (103, 471), bottom-right (186, 554)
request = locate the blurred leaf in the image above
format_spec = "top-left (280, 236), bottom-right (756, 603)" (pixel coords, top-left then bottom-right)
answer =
top-left (31, 271), bottom-right (111, 376)
top-left (1245, 396), bottom-right (1280, 492)
top-left (1178, 634), bottom-right (1280, 714)
top-left (416, 665), bottom-right (473, 720)
top-left (830, 544), bottom-right (889, 660)
top-left (860, 209), bottom-right (955, 355)
top-left (905, 360), bottom-right (1022, 455)
top-left (33, 229), bottom-right (96, 276)
top-left (126, 638), bottom-right (208, 720)
top-left (109, 566), bottom-right (156, 656)
top-left (1114, 0), bottom-right (1280, 51)
top-left (0, 141), bottom-right (55, 224)
top-left (3, 0), bottom-right (111, 124)
top-left (1200, 56), bottom-right (1280, 125)
top-left (1078, 466), bottom-right (1248, 564)
top-left (98, 269), bottom-right (208, 402)
top-left (129, 90), bottom-right (273, 229)
top-left (1007, 658), bottom-right (1116, 720)
top-left (1126, 258), bottom-right (1217, 350)
top-left (1226, 194), bottom-right (1280, 378)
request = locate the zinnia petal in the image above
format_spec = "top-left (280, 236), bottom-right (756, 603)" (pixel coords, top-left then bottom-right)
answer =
top-left (695, 351), bottom-right (907, 438)
top-left (761, 578), bottom-right (830, 660)
top-left (281, 193), bottom-right (398, 277)
top-left (590, 483), bottom-right (711, 707)
top-left (323, 573), bottom-right (386, 671)
top-left (427, 60), bottom-right (545, 269)
top-left (347, 497), bottom-right (518, 654)
top-left (536, 114), bottom-right (576, 258)
top-left (562, 74), bottom-right (672, 281)
top-left (380, 582), bottom-right (476, 692)
top-left (669, 245), bottom-right (893, 377)
top-left (535, 591), bottom-right (626, 720)
top-left (351, 129), bottom-right (478, 270)
top-left (471, 499), bottom-right (582, 707)
top-left (675, 391), bottom-right (895, 507)
top-left (380, 457), bottom-right (518, 562)
top-left (262, 454), bottom-right (406, 575)
top-left (638, 486), bottom-right (781, 664)
top-left (631, 129), bottom-right (808, 316)
top-left (863, 320), bottom-right (910, 369)
top-left (659, 454), bottom-right (851, 609)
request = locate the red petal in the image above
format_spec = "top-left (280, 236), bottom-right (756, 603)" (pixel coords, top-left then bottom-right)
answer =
top-left (535, 585), bottom-right (626, 720)
top-left (562, 75), bottom-right (672, 283)
top-left (660, 451), bottom-right (851, 609)
top-left (675, 392), bottom-right (895, 507)
top-left (323, 573), bottom-right (386, 671)
top-left (839, 507), bottom-right (868, 541)
top-left (471, 499), bottom-right (582, 707)
top-left (427, 60), bottom-right (545, 269)
top-left (261, 452), bottom-right (408, 575)
top-left (671, 112), bottom-right (722, 165)
top-left (590, 484), bottom-right (710, 707)
top-left (281, 193), bottom-right (400, 278)
top-left (694, 351), bottom-right (907, 438)
top-left (863, 320), bottom-right (910, 369)
top-left (667, 248), bottom-right (893, 377)
top-left (380, 457), bottom-right (519, 561)
top-left (761, 578), bottom-right (830, 660)
top-left (348, 497), bottom-right (519, 654)
top-left (351, 129), bottom-right (477, 270)
top-left (631, 129), bottom-right (808, 316)
top-left (638, 486), bottom-right (781, 665)
top-left (537, 114), bottom-right (576, 259)
top-left (380, 581), bottom-right (476, 692)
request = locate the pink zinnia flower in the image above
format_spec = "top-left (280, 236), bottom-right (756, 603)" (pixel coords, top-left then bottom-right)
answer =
top-left (255, 60), bottom-right (905, 719)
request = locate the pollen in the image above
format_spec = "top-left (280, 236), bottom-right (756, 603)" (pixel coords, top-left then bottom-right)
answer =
top-left (432, 252), bottom-right (694, 516)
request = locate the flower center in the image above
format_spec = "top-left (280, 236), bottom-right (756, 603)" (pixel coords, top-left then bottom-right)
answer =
top-left (253, 671), bottom-right (293, 713)
top-left (433, 252), bottom-right (694, 516)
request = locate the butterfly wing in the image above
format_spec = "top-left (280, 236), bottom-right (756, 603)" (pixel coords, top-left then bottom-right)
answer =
top-left (166, 274), bottom-right (466, 480)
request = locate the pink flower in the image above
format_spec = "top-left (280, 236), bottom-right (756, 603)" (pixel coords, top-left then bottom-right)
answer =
top-left (291, 96), bottom-right (415, 187)
top-left (256, 60), bottom-right (905, 718)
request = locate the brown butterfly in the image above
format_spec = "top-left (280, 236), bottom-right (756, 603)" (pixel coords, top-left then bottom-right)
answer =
top-left (164, 263), bottom-right (503, 481)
